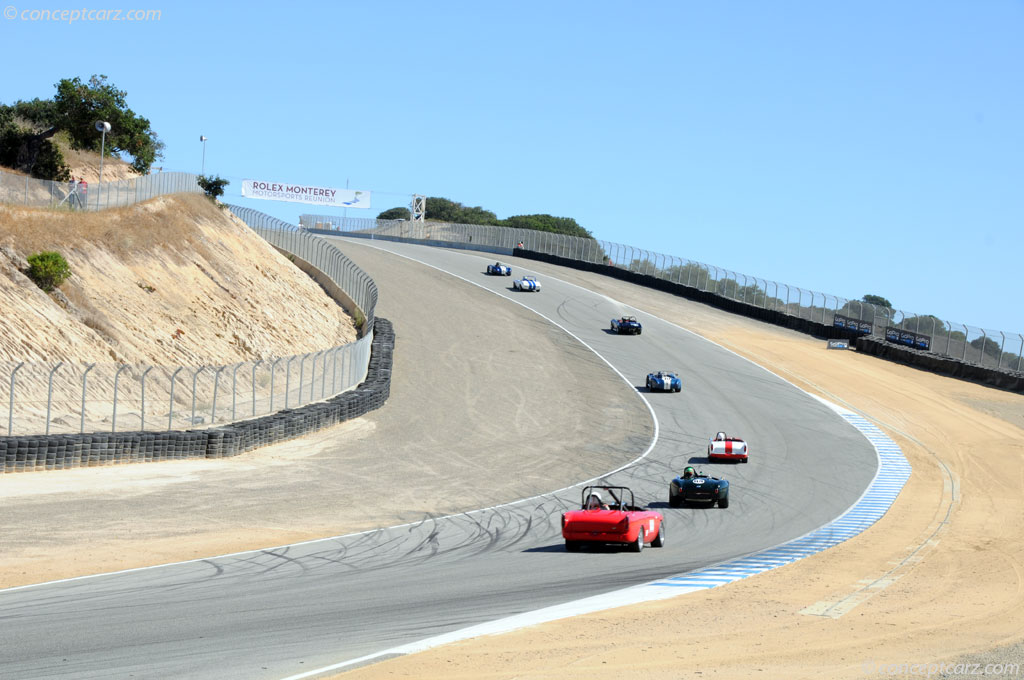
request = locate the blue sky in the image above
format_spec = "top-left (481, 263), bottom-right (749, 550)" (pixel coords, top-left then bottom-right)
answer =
top-left (2, 1), bottom-right (1022, 334)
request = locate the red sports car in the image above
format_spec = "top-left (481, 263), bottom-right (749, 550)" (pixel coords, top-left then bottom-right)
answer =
top-left (561, 485), bottom-right (665, 552)
top-left (708, 431), bottom-right (749, 463)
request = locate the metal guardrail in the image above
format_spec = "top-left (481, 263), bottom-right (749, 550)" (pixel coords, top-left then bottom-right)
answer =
top-left (301, 213), bottom-right (1024, 372)
top-left (0, 167), bottom-right (203, 210)
top-left (0, 205), bottom-right (377, 436)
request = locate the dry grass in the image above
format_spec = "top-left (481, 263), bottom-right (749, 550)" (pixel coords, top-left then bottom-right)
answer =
top-left (0, 192), bottom-right (358, 367)
top-left (0, 193), bottom-right (223, 258)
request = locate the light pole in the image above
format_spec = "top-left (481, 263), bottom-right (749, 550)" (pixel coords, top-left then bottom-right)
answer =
top-left (95, 120), bottom-right (110, 209)
top-left (199, 135), bottom-right (208, 175)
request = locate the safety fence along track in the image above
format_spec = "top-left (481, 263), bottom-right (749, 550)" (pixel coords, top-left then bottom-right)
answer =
top-left (0, 200), bottom-right (393, 470)
top-left (0, 319), bottom-right (393, 472)
top-left (300, 213), bottom-right (1024, 392)
top-left (0, 168), bottom-right (203, 211)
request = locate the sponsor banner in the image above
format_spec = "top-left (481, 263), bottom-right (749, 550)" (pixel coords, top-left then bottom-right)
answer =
top-left (885, 326), bottom-right (931, 351)
top-left (827, 339), bottom-right (850, 350)
top-left (833, 314), bottom-right (873, 335)
top-left (242, 179), bottom-right (370, 209)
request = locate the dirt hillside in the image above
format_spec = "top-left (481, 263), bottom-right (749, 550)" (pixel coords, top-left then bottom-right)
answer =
top-left (0, 193), bottom-right (356, 367)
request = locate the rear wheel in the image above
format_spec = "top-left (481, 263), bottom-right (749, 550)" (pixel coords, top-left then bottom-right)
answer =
top-left (652, 522), bottom-right (665, 548)
top-left (718, 496), bottom-right (729, 508)
top-left (630, 527), bottom-right (645, 553)
top-left (668, 494), bottom-right (681, 508)
top-left (565, 540), bottom-right (581, 552)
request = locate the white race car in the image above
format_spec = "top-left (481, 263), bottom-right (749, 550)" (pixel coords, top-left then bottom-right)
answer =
top-left (513, 276), bottom-right (541, 292)
top-left (708, 431), bottom-right (749, 463)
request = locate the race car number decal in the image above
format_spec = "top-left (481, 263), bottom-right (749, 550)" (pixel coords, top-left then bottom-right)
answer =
top-left (649, 519), bottom-right (655, 533)
top-left (693, 479), bottom-right (704, 484)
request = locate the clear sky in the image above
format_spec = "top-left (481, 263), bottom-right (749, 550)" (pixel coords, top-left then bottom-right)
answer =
top-left (2, 1), bottom-right (1021, 335)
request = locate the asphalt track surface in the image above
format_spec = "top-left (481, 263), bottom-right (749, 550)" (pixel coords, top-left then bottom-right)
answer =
top-left (0, 240), bottom-right (876, 679)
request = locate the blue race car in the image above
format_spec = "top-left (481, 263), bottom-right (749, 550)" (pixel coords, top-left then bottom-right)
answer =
top-left (487, 262), bottom-right (512, 276)
top-left (513, 275), bottom-right (541, 291)
top-left (610, 316), bottom-right (642, 334)
top-left (646, 371), bottom-right (681, 392)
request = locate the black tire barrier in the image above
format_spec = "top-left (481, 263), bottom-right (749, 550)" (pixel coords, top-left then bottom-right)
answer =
top-left (0, 318), bottom-right (396, 474)
top-left (513, 249), bottom-right (1023, 394)
top-left (856, 335), bottom-right (1024, 393)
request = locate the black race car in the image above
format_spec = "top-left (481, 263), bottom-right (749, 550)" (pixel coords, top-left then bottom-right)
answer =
top-left (610, 316), bottom-right (642, 335)
top-left (669, 467), bottom-right (729, 508)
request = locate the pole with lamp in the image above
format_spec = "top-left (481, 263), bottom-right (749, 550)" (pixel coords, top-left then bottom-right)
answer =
top-left (94, 120), bottom-right (110, 209)
top-left (199, 135), bottom-right (208, 175)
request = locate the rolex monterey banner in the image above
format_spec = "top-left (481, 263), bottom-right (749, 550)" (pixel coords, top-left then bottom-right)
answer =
top-left (242, 179), bottom-right (371, 209)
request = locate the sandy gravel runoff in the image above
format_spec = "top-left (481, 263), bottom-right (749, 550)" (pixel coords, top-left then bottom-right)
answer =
top-left (333, 256), bottom-right (1024, 680)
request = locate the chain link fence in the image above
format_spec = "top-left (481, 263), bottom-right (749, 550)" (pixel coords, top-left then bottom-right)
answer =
top-left (0, 167), bottom-right (203, 211)
top-left (301, 213), bottom-right (1024, 372)
top-left (0, 205), bottom-right (378, 436)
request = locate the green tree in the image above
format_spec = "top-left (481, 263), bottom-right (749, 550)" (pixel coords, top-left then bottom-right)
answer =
top-left (862, 294), bottom-right (893, 308)
top-left (0, 104), bottom-right (70, 180)
top-left (502, 214), bottom-right (593, 239)
top-left (26, 251), bottom-right (72, 292)
top-left (377, 207), bottom-right (411, 221)
top-left (4, 75), bottom-right (164, 176)
top-left (197, 174), bottom-right (229, 200)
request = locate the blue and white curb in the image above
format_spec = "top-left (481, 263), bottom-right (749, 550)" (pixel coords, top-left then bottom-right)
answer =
top-left (280, 409), bottom-right (910, 679)
top-left (649, 411), bottom-right (910, 593)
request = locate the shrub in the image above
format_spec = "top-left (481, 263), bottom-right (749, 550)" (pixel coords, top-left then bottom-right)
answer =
top-left (197, 174), bottom-right (229, 200)
top-left (26, 251), bottom-right (71, 291)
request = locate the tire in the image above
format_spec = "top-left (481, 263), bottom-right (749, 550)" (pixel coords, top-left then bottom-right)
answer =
top-left (565, 540), bottom-right (581, 552)
top-left (630, 527), bottom-right (645, 553)
top-left (637, 329), bottom-right (642, 335)
top-left (668, 494), bottom-right (680, 508)
top-left (743, 458), bottom-right (748, 464)
top-left (652, 522), bottom-right (665, 548)
top-left (718, 496), bottom-right (729, 509)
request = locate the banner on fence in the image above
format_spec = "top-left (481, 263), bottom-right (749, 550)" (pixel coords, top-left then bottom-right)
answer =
top-left (242, 180), bottom-right (371, 209)
top-left (886, 326), bottom-right (931, 351)
top-left (827, 339), bottom-right (851, 350)
top-left (833, 314), bottom-right (873, 335)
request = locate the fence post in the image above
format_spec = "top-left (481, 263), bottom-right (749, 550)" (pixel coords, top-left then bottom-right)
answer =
top-left (329, 349), bottom-right (339, 394)
top-left (285, 357), bottom-right (293, 408)
top-left (8, 361), bottom-right (24, 436)
top-left (251, 359), bottom-right (262, 416)
top-left (168, 367), bottom-right (183, 430)
top-left (190, 367), bottom-right (206, 426)
top-left (80, 363), bottom-right (96, 434)
top-left (1017, 335), bottom-right (1023, 372)
top-left (269, 358), bottom-right (282, 412)
top-left (961, 325), bottom-right (969, 361)
top-left (309, 351), bottom-right (320, 402)
top-left (211, 365), bottom-right (226, 425)
top-left (44, 362), bottom-right (64, 435)
top-left (298, 353), bottom-right (308, 407)
top-left (111, 364), bottom-right (129, 433)
top-left (231, 362), bottom-right (243, 421)
top-left (140, 366), bottom-right (154, 431)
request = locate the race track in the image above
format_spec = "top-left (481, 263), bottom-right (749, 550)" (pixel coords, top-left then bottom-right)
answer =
top-left (0, 240), bottom-right (876, 680)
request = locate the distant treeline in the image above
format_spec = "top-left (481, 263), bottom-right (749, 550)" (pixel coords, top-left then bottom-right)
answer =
top-left (377, 197), bottom-right (594, 239)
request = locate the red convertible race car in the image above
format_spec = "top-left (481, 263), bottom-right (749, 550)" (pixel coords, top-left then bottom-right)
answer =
top-left (562, 485), bottom-right (665, 552)
top-left (708, 431), bottom-right (749, 463)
